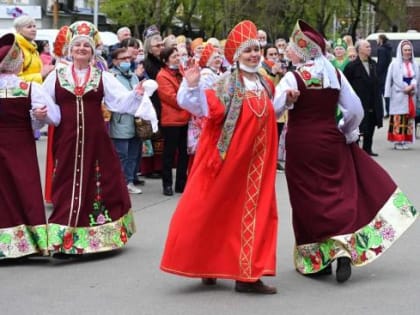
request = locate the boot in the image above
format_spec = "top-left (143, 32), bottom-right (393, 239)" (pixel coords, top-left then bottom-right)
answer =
top-left (201, 278), bottom-right (217, 285)
top-left (336, 257), bottom-right (352, 283)
top-left (235, 279), bottom-right (277, 294)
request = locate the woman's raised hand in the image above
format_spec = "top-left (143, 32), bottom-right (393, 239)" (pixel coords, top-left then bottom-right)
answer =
top-left (183, 64), bottom-right (201, 88)
top-left (135, 81), bottom-right (145, 96)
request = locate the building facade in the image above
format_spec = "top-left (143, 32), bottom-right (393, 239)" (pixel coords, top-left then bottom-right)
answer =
top-left (407, 0), bottom-right (420, 31)
top-left (0, 0), bottom-right (108, 30)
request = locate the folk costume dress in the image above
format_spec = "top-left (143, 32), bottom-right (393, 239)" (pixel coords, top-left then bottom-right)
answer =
top-left (161, 67), bottom-right (278, 281)
top-left (384, 40), bottom-right (419, 145)
top-left (275, 20), bottom-right (418, 275)
top-left (42, 64), bottom-right (153, 255)
top-left (177, 43), bottom-right (221, 172)
top-left (0, 34), bottom-right (61, 258)
top-left (44, 25), bottom-right (71, 203)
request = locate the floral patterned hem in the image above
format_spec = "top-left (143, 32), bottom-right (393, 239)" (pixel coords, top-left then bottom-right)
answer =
top-left (294, 188), bottom-right (418, 274)
top-left (47, 210), bottom-right (136, 255)
top-left (0, 224), bottom-right (48, 259)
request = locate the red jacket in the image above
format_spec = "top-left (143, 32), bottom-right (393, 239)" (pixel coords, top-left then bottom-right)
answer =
top-left (156, 67), bottom-right (191, 126)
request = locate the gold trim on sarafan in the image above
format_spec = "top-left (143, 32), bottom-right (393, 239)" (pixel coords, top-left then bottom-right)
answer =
top-left (67, 95), bottom-right (86, 227)
top-left (239, 116), bottom-right (267, 278)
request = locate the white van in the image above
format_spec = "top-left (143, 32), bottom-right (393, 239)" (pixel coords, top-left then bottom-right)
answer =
top-left (366, 31), bottom-right (420, 63)
top-left (0, 28), bottom-right (57, 50)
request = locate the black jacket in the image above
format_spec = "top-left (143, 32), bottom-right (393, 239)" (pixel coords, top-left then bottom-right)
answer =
top-left (144, 54), bottom-right (164, 120)
top-left (344, 57), bottom-right (383, 128)
top-left (376, 42), bottom-right (392, 86)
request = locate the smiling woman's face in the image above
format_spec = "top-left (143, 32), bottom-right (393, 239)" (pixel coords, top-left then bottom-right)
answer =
top-left (237, 44), bottom-right (261, 68)
top-left (70, 39), bottom-right (93, 64)
top-left (402, 44), bottom-right (413, 61)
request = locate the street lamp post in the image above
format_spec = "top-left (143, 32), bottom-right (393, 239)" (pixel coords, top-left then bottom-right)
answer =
top-left (93, 0), bottom-right (98, 28)
top-left (53, 0), bottom-right (59, 29)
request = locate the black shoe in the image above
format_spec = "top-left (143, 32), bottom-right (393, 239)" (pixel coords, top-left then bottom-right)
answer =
top-left (336, 257), bottom-right (352, 283)
top-left (201, 278), bottom-right (217, 285)
top-left (163, 186), bottom-right (173, 196)
top-left (52, 253), bottom-right (75, 260)
top-left (235, 279), bottom-right (277, 294)
top-left (304, 264), bottom-right (332, 277)
top-left (364, 150), bottom-right (378, 157)
top-left (146, 172), bottom-right (161, 179)
top-left (276, 162), bottom-right (285, 173)
top-left (175, 183), bottom-right (185, 193)
top-left (133, 176), bottom-right (146, 186)
top-left (133, 178), bottom-right (145, 186)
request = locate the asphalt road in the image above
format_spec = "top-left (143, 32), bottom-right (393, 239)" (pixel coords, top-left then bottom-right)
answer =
top-left (1, 124), bottom-right (419, 315)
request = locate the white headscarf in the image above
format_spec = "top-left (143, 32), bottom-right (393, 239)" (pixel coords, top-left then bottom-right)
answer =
top-left (394, 40), bottom-right (418, 80)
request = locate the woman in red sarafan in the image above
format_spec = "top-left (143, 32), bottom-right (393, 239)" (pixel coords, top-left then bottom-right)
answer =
top-left (160, 20), bottom-right (278, 294)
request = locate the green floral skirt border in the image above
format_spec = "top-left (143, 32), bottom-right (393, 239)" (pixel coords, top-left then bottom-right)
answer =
top-left (295, 188), bottom-right (418, 274)
top-left (48, 210), bottom-right (136, 255)
top-left (0, 224), bottom-right (48, 259)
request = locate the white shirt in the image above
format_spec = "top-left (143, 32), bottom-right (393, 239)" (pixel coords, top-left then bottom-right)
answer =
top-left (43, 65), bottom-right (158, 131)
top-left (0, 73), bottom-right (61, 129)
top-left (273, 70), bottom-right (364, 143)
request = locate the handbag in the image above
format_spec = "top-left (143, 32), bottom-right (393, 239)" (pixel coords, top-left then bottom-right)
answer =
top-left (134, 118), bottom-right (153, 140)
top-left (142, 139), bottom-right (154, 157)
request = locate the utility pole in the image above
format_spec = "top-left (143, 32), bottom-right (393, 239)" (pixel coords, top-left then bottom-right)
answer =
top-left (93, 0), bottom-right (98, 28)
top-left (53, 0), bottom-right (59, 29)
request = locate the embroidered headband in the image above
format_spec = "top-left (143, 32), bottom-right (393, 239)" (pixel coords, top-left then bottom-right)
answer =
top-left (290, 19), bottom-right (325, 60)
top-left (224, 20), bottom-right (259, 64)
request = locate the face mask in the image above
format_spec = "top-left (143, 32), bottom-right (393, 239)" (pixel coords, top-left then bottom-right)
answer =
top-left (180, 56), bottom-right (188, 67)
top-left (95, 49), bottom-right (103, 56)
top-left (168, 64), bottom-right (179, 70)
top-left (238, 62), bottom-right (259, 73)
top-left (119, 61), bottom-right (131, 73)
top-left (259, 40), bottom-right (267, 47)
top-left (135, 54), bottom-right (144, 63)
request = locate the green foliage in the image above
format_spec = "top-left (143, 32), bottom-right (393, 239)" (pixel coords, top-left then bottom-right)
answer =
top-left (101, 0), bottom-right (406, 41)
